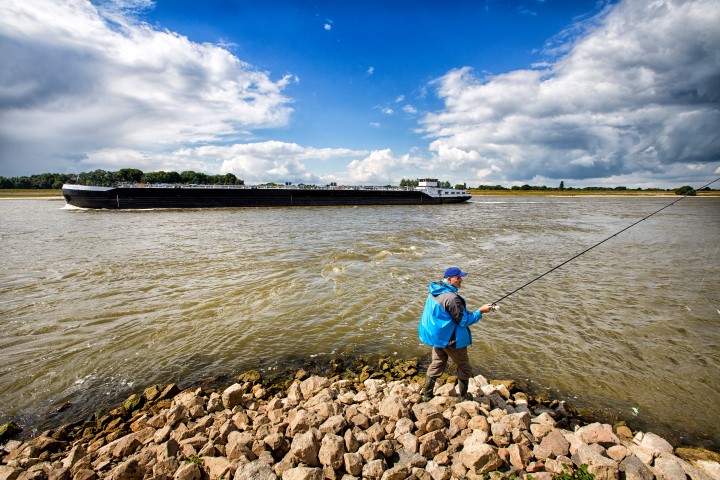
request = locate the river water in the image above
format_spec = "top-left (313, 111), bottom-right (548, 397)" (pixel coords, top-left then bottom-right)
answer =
top-left (0, 196), bottom-right (718, 449)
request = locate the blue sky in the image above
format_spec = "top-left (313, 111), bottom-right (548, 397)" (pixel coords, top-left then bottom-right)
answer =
top-left (1, 0), bottom-right (718, 187)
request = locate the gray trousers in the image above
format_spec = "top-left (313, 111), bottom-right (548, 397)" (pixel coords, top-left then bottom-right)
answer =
top-left (426, 346), bottom-right (473, 380)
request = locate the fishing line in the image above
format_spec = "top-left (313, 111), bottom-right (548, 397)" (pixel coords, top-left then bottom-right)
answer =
top-left (491, 177), bottom-right (720, 307)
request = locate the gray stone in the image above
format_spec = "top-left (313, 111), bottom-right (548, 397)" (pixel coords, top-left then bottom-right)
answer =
top-left (629, 444), bottom-right (656, 465)
top-left (0, 465), bottom-right (23, 480)
top-left (576, 423), bottom-right (620, 447)
top-left (619, 455), bottom-right (654, 480)
top-left (573, 444), bottom-right (619, 480)
top-left (500, 412), bottom-right (531, 431)
top-left (234, 459), bottom-right (278, 480)
top-left (299, 376), bottom-right (331, 399)
top-left (637, 432), bottom-right (674, 456)
top-left (362, 459), bottom-right (387, 480)
top-left (534, 428), bottom-right (570, 460)
top-left (424, 461), bottom-right (452, 480)
top-left (319, 434), bottom-right (345, 470)
top-left (379, 396), bottom-right (410, 422)
top-left (319, 415), bottom-right (347, 435)
top-left (463, 428), bottom-right (489, 448)
top-left (460, 443), bottom-right (503, 474)
top-left (419, 430), bottom-right (447, 459)
top-left (201, 456), bottom-right (233, 480)
top-left (290, 430), bottom-right (320, 467)
top-left (380, 464), bottom-right (411, 480)
top-left (107, 459), bottom-right (144, 480)
top-left (166, 404), bottom-right (189, 427)
top-left (396, 432), bottom-right (419, 454)
top-left (222, 383), bottom-right (245, 410)
top-left (343, 452), bottom-right (364, 477)
top-left (508, 443), bottom-right (533, 470)
top-left (653, 454), bottom-right (690, 480)
top-left (280, 466), bottom-right (323, 480)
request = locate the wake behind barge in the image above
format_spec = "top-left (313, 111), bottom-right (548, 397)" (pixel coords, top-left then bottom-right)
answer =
top-left (61, 179), bottom-right (472, 209)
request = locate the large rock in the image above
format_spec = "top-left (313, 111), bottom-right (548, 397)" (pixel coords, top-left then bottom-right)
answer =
top-left (299, 376), bottom-right (331, 399)
top-left (509, 443), bottom-right (534, 470)
top-left (576, 423), bottom-right (620, 447)
top-left (318, 434), bottom-right (345, 470)
top-left (619, 455), bottom-right (654, 480)
top-left (281, 466), bottom-right (323, 480)
top-left (653, 454), bottom-right (691, 480)
top-left (534, 428), bottom-right (570, 460)
top-left (234, 459), bottom-right (278, 480)
top-left (290, 430), bottom-right (321, 467)
top-left (107, 458), bottom-right (144, 480)
top-left (222, 384), bottom-right (245, 410)
top-left (635, 432), bottom-right (674, 456)
top-left (676, 447), bottom-right (720, 480)
top-left (319, 415), bottom-right (347, 435)
top-left (460, 444), bottom-right (503, 474)
top-left (573, 444), bottom-right (620, 480)
top-left (343, 452), bottom-right (364, 476)
top-left (463, 428), bottom-right (490, 448)
top-left (201, 456), bottom-right (233, 480)
top-left (499, 412), bottom-right (531, 431)
top-left (419, 430), bottom-right (447, 459)
top-left (363, 459), bottom-right (388, 480)
top-left (0, 465), bottom-right (23, 480)
top-left (380, 464), bottom-right (412, 480)
top-left (379, 395), bottom-right (410, 421)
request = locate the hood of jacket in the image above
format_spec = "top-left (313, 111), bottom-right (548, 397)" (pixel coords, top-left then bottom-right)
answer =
top-left (428, 280), bottom-right (456, 297)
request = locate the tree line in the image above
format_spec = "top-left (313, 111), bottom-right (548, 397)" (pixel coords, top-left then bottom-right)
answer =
top-left (0, 169), bottom-right (244, 189)
top-left (0, 171), bottom-right (706, 196)
top-left (473, 183), bottom-right (703, 196)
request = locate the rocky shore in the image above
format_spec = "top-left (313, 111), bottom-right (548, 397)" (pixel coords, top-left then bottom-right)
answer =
top-left (1, 357), bottom-right (718, 480)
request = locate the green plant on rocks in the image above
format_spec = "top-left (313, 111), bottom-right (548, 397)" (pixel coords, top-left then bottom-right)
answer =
top-left (553, 464), bottom-right (595, 480)
top-left (185, 454), bottom-right (204, 466)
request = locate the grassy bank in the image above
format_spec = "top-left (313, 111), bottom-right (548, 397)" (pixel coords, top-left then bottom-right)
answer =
top-left (0, 189), bottom-right (62, 198)
top-left (469, 189), bottom-right (720, 197)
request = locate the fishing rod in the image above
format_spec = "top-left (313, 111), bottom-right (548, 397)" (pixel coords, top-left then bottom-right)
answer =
top-left (490, 177), bottom-right (720, 308)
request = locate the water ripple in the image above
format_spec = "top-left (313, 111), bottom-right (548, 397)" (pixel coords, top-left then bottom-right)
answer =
top-left (0, 197), bottom-right (718, 448)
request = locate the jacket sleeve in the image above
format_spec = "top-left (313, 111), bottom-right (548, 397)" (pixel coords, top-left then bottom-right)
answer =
top-left (445, 296), bottom-right (465, 324)
top-left (458, 307), bottom-right (481, 327)
top-left (445, 296), bottom-right (482, 327)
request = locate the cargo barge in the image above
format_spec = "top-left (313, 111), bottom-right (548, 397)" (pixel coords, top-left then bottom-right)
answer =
top-left (61, 179), bottom-right (472, 209)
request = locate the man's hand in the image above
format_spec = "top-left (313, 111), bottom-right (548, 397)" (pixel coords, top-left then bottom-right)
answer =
top-left (479, 303), bottom-right (495, 313)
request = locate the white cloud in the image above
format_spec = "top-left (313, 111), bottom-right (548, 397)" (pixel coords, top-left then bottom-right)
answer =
top-left (403, 105), bottom-right (418, 114)
top-left (340, 149), bottom-right (427, 184)
top-left (0, 0), bottom-right (296, 175)
top-left (421, 0), bottom-right (720, 186)
top-left (324, 23), bottom-right (332, 31)
top-left (123, 141), bottom-right (368, 184)
top-left (367, 66), bottom-right (374, 75)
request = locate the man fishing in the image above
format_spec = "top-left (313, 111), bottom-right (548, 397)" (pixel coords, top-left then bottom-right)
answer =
top-left (418, 266), bottom-right (495, 401)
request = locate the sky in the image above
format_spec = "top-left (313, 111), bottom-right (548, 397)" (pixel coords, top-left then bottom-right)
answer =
top-left (1, 0), bottom-right (719, 188)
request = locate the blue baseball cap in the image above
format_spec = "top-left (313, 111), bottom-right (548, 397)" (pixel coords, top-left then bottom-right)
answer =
top-left (444, 267), bottom-right (468, 278)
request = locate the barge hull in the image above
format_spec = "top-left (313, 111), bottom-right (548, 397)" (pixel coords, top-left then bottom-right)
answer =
top-left (62, 185), bottom-right (471, 209)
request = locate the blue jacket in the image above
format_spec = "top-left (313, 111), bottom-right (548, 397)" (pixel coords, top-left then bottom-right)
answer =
top-left (418, 281), bottom-right (482, 349)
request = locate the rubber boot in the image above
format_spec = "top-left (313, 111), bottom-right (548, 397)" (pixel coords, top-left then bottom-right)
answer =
top-left (421, 376), bottom-right (437, 402)
top-left (458, 378), bottom-right (472, 400)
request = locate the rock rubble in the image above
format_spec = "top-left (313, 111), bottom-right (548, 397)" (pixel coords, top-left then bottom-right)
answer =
top-left (1, 360), bottom-right (718, 480)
